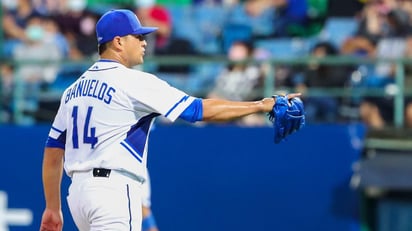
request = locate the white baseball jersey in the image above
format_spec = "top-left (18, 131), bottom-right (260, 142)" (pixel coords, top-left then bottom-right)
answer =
top-left (48, 59), bottom-right (196, 180)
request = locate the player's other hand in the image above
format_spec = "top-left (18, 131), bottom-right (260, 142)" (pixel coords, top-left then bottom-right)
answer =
top-left (40, 208), bottom-right (63, 231)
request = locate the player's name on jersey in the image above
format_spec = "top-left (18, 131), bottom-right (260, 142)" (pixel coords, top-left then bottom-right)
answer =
top-left (65, 78), bottom-right (116, 105)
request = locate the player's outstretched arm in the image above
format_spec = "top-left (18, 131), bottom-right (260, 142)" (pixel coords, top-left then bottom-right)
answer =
top-left (40, 147), bottom-right (64, 231)
top-left (201, 93), bottom-right (301, 122)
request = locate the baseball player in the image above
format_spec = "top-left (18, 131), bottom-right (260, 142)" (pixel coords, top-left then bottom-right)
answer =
top-left (39, 9), bottom-right (302, 231)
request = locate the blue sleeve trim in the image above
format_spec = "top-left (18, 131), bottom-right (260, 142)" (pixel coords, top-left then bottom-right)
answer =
top-left (51, 126), bottom-right (64, 133)
top-left (165, 95), bottom-right (190, 117)
top-left (45, 136), bottom-right (65, 149)
top-left (178, 98), bottom-right (203, 123)
top-left (142, 213), bottom-right (157, 231)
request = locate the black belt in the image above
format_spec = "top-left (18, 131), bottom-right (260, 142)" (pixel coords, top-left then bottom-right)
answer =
top-left (91, 168), bottom-right (145, 184)
top-left (93, 168), bottom-right (111, 177)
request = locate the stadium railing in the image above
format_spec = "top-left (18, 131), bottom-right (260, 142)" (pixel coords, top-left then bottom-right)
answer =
top-left (2, 55), bottom-right (411, 128)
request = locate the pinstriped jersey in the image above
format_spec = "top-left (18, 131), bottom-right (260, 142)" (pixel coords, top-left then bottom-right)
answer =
top-left (48, 60), bottom-right (196, 180)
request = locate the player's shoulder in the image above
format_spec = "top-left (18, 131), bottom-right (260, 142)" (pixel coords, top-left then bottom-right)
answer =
top-left (124, 67), bottom-right (168, 85)
top-left (126, 67), bottom-right (155, 78)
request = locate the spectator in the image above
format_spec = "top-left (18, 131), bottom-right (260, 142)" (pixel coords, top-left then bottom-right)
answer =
top-left (207, 40), bottom-right (266, 125)
top-left (341, 0), bottom-right (411, 57)
top-left (12, 15), bottom-right (64, 123)
top-left (43, 16), bottom-right (70, 57)
top-left (327, 0), bottom-right (364, 17)
top-left (2, 0), bottom-right (42, 56)
top-left (271, 0), bottom-right (310, 37)
top-left (357, 7), bottom-right (412, 128)
top-left (224, 0), bottom-right (276, 39)
top-left (135, 0), bottom-right (172, 55)
top-left (52, 0), bottom-right (97, 59)
top-left (0, 63), bottom-right (15, 123)
top-left (32, 0), bottom-right (63, 15)
top-left (292, 41), bottom-right (353, 123)
top-left (406, 101), bottom-right (412, 128)
top-left (341, 0), bottom-right (387, 57)
top-left (403, 33), bottom-right (412, 129)
top-left (13, 15), bottom-right (64, 83)
top-left (134, 0), bottom-right (198, 74)
top-left (75, 11), bottom-right (99, 57)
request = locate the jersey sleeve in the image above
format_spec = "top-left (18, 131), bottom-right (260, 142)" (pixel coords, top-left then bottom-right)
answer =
top-left (122, 70), bottom-right (196, 122)
top-left (46, 96), bottom-right (68, 148)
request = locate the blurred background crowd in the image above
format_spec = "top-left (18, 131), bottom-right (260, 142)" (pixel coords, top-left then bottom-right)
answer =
top-left (2, 0), bottom-right (412, 128)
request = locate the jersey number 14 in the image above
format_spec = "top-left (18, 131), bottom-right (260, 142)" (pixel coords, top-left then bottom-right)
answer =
top-left (71, 106), bottom-right (98, 149)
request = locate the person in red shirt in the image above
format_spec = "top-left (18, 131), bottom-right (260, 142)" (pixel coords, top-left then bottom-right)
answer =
top-left (135, 1), bottom-right (172, 54)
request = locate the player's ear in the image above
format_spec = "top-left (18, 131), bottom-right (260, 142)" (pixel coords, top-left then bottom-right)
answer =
top-left (113, 36), bottom-right (122, 47)
top-left (110, 36), bottom-right (124, 51)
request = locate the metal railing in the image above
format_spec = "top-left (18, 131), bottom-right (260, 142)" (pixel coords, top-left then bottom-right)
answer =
top-left (4, 55), bottom-right (411, 127)
top-left (155, 55), bottom-right (410, 129)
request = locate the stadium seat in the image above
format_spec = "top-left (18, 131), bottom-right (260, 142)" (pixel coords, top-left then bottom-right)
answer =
top-left (221, 24), bottom-right (253, 54)
top-left (48, 64), bottom-right (87, 92)
top-left (254, 38), bottom-right (313, 58)
top-left (318, 17), bottom-right (359, 48)
top-left (193, 6), bottom-right (228, 54)
top-left (167, 6), bottom-right (203, 53)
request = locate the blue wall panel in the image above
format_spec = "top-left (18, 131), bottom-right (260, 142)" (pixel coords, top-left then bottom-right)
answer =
top-left (0, 123), bottom-right (365, 231)
top-left (0, 125), bottom-right (76, 231)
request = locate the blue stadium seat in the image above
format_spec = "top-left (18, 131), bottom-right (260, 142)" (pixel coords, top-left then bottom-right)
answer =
top-left (167, 6), bottom-right (203, 52)
top-left (221, 23), bottom-right (253, 54)
top-left (193, 6), bottom-right (228, 54)
top-left (154, 62), bottom-right (225, 97)
top-left (318, 17), bottom-right (359, 48)
top-left (168, 5), bottom-right (228, 54)
top-left (49, 64), bottom-right (87, 92)
top-left (254, 38), bottom-right (313, 58)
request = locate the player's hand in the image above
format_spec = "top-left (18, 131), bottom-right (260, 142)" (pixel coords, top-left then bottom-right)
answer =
top-left (40, 208), bottom-right (63, 231)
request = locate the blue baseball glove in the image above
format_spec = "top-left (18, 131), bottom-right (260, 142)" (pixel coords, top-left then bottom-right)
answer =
top-left (268, 95), bottom-right (305, 143)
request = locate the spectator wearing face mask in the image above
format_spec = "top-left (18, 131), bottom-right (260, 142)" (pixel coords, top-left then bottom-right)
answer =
top-left (2, 0), bottom-right (42, 56)
top-left (42, 16), bottom-right (70, 58)
top-left (207, 40), bottom-right (266, 126)
top-left (208, 40), bottom-right (263, 101)
top-left (292, 41), bottom-right (354, 123)
top-left (51, 0), bottom-right (98, 59)
top-left (12, 15), bottom-right (64, 124)
top-left (75, 12), bottom-right (99, 58)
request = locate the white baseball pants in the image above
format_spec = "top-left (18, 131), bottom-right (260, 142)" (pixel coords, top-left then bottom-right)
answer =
top-left (67, 170), bottom-right (143, 231)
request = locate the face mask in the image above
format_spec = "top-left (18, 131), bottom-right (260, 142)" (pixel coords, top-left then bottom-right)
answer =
top-left (1, 0), bottom-right (17, 10)
top-left (67, 0), bottom-right (86, 12)
top-left (26, 25), bottom-right (45, 41)
top-left (80, 17), bottom-right (95, 36)
top-left (228, 45), bottom-right (248, 61)
top-left (135, 0), bottom-right (155, 7)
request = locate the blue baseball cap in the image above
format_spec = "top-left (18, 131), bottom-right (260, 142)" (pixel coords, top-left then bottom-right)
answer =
top-left (96, 9), bottom-right (158, 45)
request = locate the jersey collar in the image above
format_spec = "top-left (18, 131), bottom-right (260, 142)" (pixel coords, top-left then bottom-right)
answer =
top-left (98, 59), bottom-right (121, 64)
